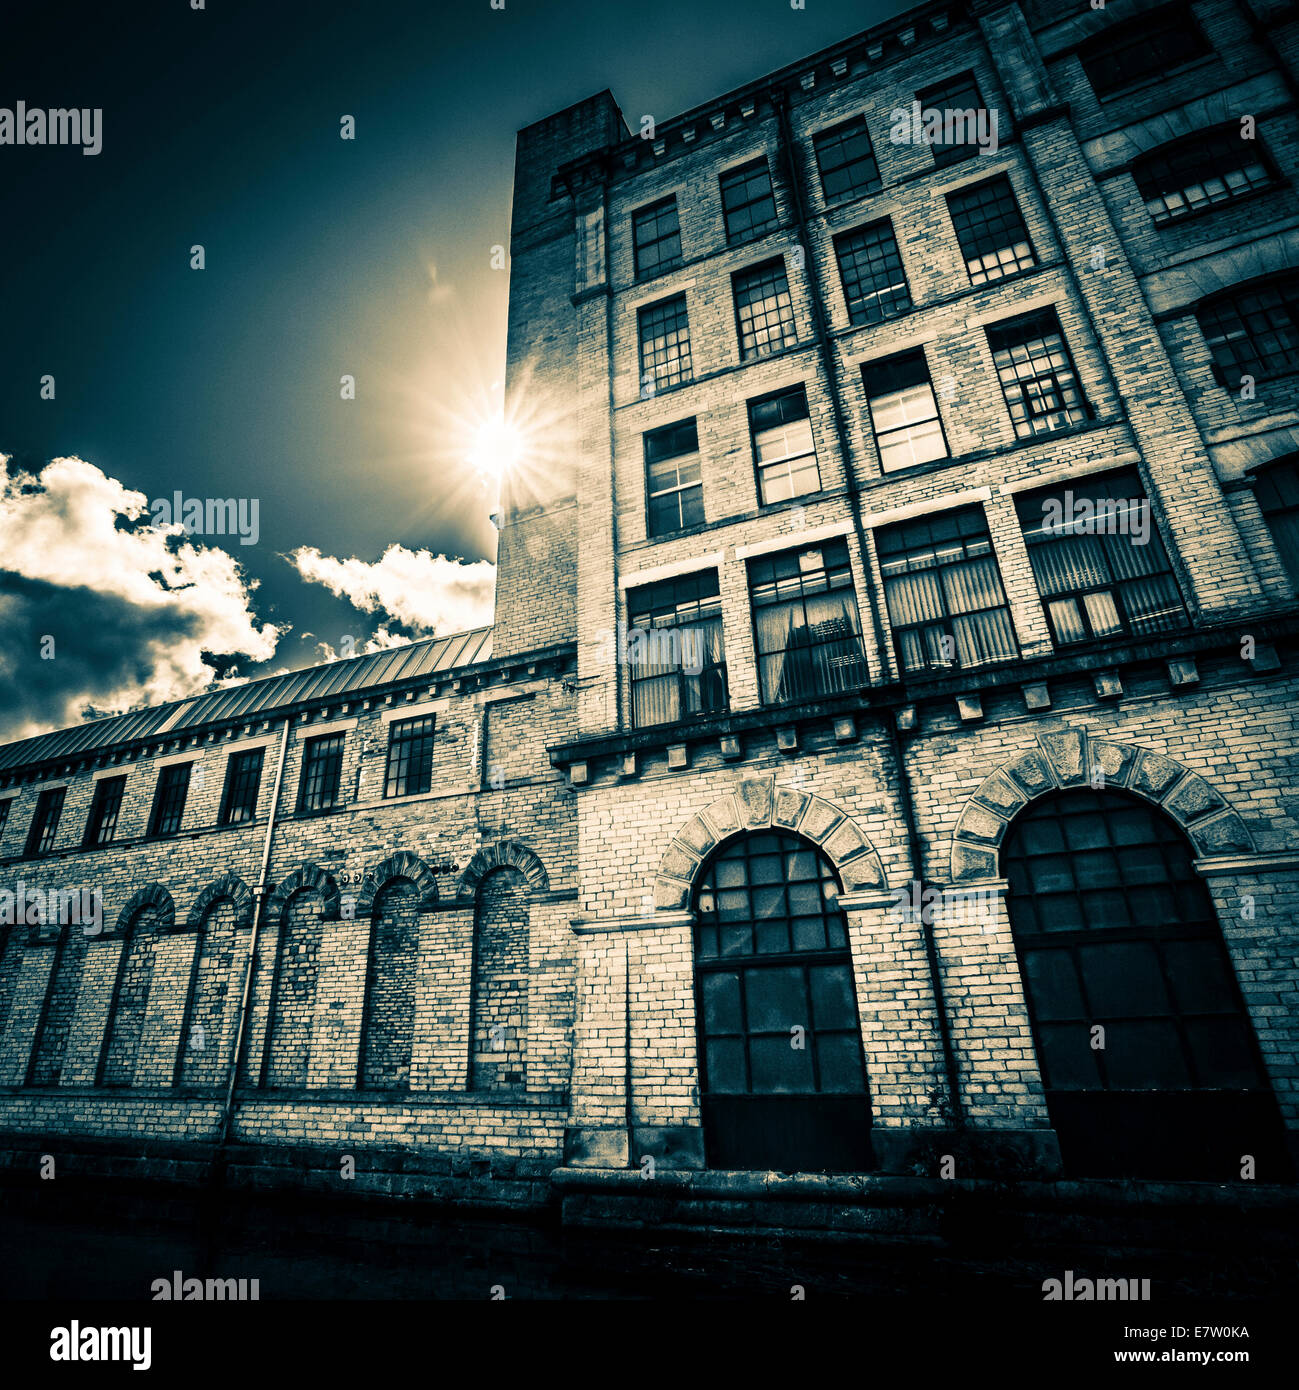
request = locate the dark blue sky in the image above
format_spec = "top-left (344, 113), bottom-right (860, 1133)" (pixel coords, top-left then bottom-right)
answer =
top-left (0, 0), bottom-right (906, 729)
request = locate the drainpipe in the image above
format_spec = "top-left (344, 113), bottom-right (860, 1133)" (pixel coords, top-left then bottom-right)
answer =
top-left (889, 717), bottom-right (965, 1128)
top-left (769, 87), bottom-right (890, 672)
top-left (216, 716), bottom-right (290, 1148)
top-left (771, 86), bottom-right (964, 1128)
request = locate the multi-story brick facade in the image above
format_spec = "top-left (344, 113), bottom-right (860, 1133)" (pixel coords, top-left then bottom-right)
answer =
top-left (1, 0), bottom-right (1297, 1201)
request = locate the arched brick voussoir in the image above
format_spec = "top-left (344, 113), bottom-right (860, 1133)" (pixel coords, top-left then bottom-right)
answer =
top-left (186, 872), bottom-right (255, 929)
top-left (355, 850), bottom-right (440, 916)
top-left (654, 775), bottom-right (887, 908)
top-left (456, 840), bottom-right (550, 903)
top-left (112, 882), bottom-right (175, 936)
top-left (266, 863), bottom-right (340, 923)
top-left (949, 734), bottom-right (1257, 882)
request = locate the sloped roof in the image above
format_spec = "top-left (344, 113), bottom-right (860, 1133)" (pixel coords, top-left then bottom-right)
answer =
top-left (0, 627), bottom-right (493, 773)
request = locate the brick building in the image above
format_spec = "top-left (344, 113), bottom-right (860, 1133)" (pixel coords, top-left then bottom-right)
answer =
top-left (1, 0), bottom-right (1298, 1203)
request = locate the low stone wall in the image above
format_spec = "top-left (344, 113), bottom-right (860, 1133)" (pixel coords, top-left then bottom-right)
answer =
top-left (552, 1167), bottom-right (1299, 1252)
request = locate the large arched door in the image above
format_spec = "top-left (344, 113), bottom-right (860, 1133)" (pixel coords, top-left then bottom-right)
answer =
top-left (693, 831), bottom-right (873, 1172)
top-left (1003, 788), bottom-right (1288, 1180)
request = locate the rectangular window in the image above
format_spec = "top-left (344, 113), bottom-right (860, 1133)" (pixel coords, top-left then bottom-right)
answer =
top-left (863, 350), bottom-right (948, 472)
top-left (298, 733), bottom-right (345, 814)
top-left (812, 117), bottom-right (881, 203)
top-left (25, 787), bottom-right (66, 857)
top-left (916, 72), bottom-right (988, 168)
top-left (638, 294), bottom-right (692, 392)
top-left (645, 418), bottom-right (704, 537)
top-left (384, 715), bottom-right (435, 798)
top-left (750, 386), bottom-right (821, 505)
top-left (1197, 276), bottom-right (1299, 385)
top-left (834, 220), bottom-right (910, 327)
top-left (733, 258), bottom-right (797, 361)
top-left (1078, 4), bottom-right (1209, 99)
top-left (720, 158), bottom-right (780, 243)
top-left (1017, 471), bottom-right (1188, 644)
top-left (626, 572), bottom-right (728, 728)
top-left (0, 799), bottom-right (10, 842)
top-left (1135, 127), bottom-right (1274, 226)
top-left (219, 748), bottom-right (264, 825)
top-left (149, 764), bottom-right (191, 838)
top-left (877, 507), bottom-right (1019, 674)
top-left (748, 538), bottom-right (868, 705)
top-left (987, 309), bottom-right (1090, 438)
top-left (946, 176), bottom-right (1036, 286)
top-left (83, 775), bottom-right (126, 847)
top-left (632, 196), bottom-right (682, 279)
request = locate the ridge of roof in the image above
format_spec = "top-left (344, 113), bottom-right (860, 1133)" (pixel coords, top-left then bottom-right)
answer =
top-left (0, 626), bottom-right (494, 774)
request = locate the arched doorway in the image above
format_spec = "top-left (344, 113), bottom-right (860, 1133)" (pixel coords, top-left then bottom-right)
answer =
top-left (1002, 788), bottom-right (1288, 1180)
top-left (693, 831), bottom-right (873, 1172)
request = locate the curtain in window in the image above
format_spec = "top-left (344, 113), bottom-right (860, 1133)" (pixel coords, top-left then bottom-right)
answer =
top-left (632, 616), bottom-right (726, 727)
top-left (885, 559), bottom-right (1015, 669)
top-left (757, 595), bottom-right (865, 703)
top-left (1028, 533), bottom-right (1110, 595)
top-left (1031, 529), bottom-right (1181, 635)
top-left (1116, 574), bottom-right (1184, 632)
top-left (944, 556), bottom-right (1017, 664)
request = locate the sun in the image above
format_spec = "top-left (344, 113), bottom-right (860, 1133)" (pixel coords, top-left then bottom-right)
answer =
top-left (468, 417), bottom-right (526, 487)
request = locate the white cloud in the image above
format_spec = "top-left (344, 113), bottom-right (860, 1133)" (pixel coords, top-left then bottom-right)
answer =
top-left (0, 455), bottom-right (283, 740)
top-left (288, 543), bottom-right (494, 634)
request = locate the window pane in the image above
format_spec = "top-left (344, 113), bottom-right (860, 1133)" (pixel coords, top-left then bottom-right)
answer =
top-left (987, 309), bottom-right (1089, 437)
top-left (638, 294), bottom-right (692, 392)
top-left (702, 972), bottom-right (742, 1033)
top-left (748, 1034), bottom-right (815, 1093)
top-left (835, 220), bottom-right (910, 326)
top-left (1018, 469), bottom-right (1187, 642)
top-left (947, 176), bottom-right (1036, 285)
top-left (813, 117), bottom-right (881, 203)
top-left (720, 159), bottom-right (779, 242)
top-left (916, 72), bottom-right (988, 167)
top-left (1198, 276), bottom-right (1299, 385)
top-left (632, 197), bottom-right (682, 277)
top-left (1037, 1023), bottom-right (1103, 1090)
top-left (1103, 1020), bottom-right (1191, 1089)
top-left (705, 1039), bottom-right (747, 1093)
top-left (815, 1032), bottom-right (866, 1092)
top-left (1079, 4), bottom-right (1210, 98)
top-left (809, 965), bottom-right (857, 1030)
top-left (1135, 126), bottom-right (1273, 225)
top-left (733, 259), bottom-right (796, 360)
top-left (744, 966), bottom-right (805, 1032)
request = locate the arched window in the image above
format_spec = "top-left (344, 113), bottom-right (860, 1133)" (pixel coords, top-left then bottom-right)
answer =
top-left (178, 900), bottom-right (241, 1088)
top-left (28, 925), bottom-right (90, 1086)
top-left (100, 909), bottom-right (164, 1087)
top-left (1002, 788), bottom-right (1286, 1179)
top-left (693, 831), bottom-right (872, 1173)
top-left (0, 925), bottom-right (27, 1045)
top-left (359, 881), bottom-right (419, 1091)
top-left (1132, 125), bottom-right (1274, 226)
top-left (1254, 455), bottom-right (1299, 588)
top-left (469, 868), bottom-right (530, 1091)
top-left (262, 890), bottom-right (324, 1087)
top-left (1076, 3), bottom-right (1208, 99)
top-left (1196, 274), bottom-right (1299, 387)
